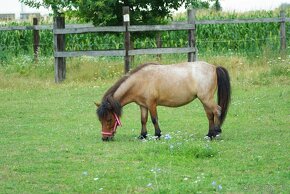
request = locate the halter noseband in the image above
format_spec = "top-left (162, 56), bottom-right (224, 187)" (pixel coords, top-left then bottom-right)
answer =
top-left (101, 113), bottom-right (122, 136)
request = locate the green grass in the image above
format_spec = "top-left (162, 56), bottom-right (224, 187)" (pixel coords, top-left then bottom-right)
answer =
top-left (0, 54), bottom-right (289, 193)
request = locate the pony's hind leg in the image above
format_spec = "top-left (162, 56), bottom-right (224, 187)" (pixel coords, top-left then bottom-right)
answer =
top-left (139, 106), bottom-right (148, 139)
top-left (202, 101), bottom-right (222, 139)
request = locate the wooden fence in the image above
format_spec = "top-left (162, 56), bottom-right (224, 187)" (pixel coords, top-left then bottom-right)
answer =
top-left (0, 8), bottom-right (289, 83)
top-left (53, 8), bottom-right (197, 82)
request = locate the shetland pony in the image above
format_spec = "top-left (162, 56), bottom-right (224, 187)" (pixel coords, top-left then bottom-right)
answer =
top-left (96, 61), bottom-right (231, 141)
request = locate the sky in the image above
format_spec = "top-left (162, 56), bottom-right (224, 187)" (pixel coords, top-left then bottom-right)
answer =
top-left (221, 0), bottom-right (289, 12)
top-left (0, 0), bottom-right (289, 18)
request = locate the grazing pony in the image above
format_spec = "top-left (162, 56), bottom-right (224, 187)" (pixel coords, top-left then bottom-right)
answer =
top-left (96, 61), bottom-right (231, 141)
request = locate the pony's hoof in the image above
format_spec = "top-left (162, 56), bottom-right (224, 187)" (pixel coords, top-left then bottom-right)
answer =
top-left (214, 133), bottom-right (222, 140)
top-left (138, 135), bottom-right (147, 140)
top-left (204, 134), bottom-right (222, 141)
top-left (153, 136), bottom-right (161, 140)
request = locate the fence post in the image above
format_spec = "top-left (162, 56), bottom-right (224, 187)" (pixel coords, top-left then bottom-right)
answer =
top-left (280, 10), bottom-right (286, 55)
top-left (187, 9), bottom-right (196, 62)
top-left (33, 17), bottom-right (39, 63)
top-left (123, 6), bottom-right (130, 74)
top-left (53, 16), bottom-right (66, 83)
top-left (156, 32), bottom-right (162, 61)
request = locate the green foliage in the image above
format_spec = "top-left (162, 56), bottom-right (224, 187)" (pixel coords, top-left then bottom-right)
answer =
top-left (19, 0), bottom-right (75, 15)
top-left (188, 0), bottom-right (222, 10)
top-left (173, 9), bottom-right (289, 55)
top-left (20, 0), bottom-right (218, 24)
top-left (82, 0), bottom-right (184, 25)
top-left (211, 0), bottom-right (222, 11)
top-left (19, 1), bottom-right (220, 25)
top-left (188, 0), bottom-right (210, 9)
top-left (0, 8), bottom-right (289, 60)
top-left (0, 21), bottom-right (33, 57)
top-left (20, 0), bottom-right (187, 25)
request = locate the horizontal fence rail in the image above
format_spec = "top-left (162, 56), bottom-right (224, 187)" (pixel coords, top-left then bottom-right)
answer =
top-left (129, 47), bottom-right (195, 56)
top-left (54, 50), bottom-right (125, 57)
top-left (54, 47), bottom-right (196, 58)
top-left (196, 17), bottom-right (289, 24)
top-left (53, 24), bottom-right (196, 34)
top-left (53, 26), bottom-right (125, 34)
top-left (128, 24), bottom-right (195, 32)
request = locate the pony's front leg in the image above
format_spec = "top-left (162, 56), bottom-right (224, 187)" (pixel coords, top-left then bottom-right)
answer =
top-left (139, 106), bottom-right (148, 139)
top-left (149, 105), bottom-right (161, 138)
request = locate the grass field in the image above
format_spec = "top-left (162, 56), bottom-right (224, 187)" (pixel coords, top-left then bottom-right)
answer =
top-left (0, 54), bottom-right (289, 193)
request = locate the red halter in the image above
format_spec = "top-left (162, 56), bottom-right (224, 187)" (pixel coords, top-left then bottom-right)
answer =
top-left (101, 113), bottom-right (122, 136)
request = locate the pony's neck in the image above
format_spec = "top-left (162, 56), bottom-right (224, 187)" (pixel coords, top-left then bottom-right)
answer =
top-left (112, 79), bottom-right (133, 107)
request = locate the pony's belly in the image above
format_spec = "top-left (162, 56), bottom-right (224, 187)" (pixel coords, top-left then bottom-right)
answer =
top-left (158, 95), bottom-right (197, 107)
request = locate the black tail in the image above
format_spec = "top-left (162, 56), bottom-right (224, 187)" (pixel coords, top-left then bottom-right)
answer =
top-left (216, 66), bottom-right (231, 126)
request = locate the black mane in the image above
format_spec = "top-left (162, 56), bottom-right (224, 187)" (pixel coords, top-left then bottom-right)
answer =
top-left (97, 63), bottom-right (158, 120)
top-left (97, 96), bottom-right (122, 120)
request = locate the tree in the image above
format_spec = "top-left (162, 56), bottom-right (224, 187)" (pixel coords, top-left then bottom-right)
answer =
top-left (20, 0), bottom-right (185, 25)
top-left (20, 0), bottom-right (219, 25)
top-left (212, 0), bottom-right (222, 11)
top-left (19, 0), bottom-right (75, 15)
top-left (187, 0), bottom-right (210, 9)
top-left (187, 0), bottom-right (222, 11)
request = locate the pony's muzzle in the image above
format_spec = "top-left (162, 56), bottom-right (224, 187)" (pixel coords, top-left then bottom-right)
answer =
top-left (102, 136), bottom-right (114, 141)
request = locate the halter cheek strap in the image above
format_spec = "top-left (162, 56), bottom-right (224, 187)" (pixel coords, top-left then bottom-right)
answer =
top-left (101, 113), bottom-right (122, 136)
top-left (113, 113), bottom-right (122, 127)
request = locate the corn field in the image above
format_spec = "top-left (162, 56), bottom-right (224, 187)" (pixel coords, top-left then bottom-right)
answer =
top-left (0, 9), bottom-right (289, 60)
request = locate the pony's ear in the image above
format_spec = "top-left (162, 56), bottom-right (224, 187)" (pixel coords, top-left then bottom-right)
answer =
top-left (94, 102), bottom-right (100, 107)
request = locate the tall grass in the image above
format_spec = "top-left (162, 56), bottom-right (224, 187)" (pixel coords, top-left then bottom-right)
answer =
top-left (0, 52), bottom-right (288, 89)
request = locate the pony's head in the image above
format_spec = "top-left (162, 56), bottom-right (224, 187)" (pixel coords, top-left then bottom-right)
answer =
top-left (96, 96), bottom-right (122, 141)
